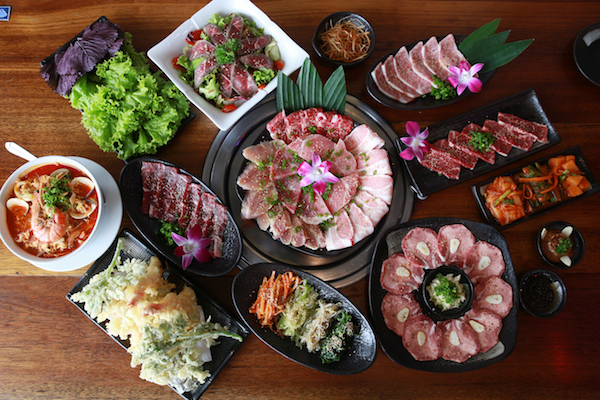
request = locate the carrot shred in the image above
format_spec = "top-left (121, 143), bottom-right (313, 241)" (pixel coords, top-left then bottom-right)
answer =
top-left (540, 173), bottom-right (559, 194)
top-left (523, 183), bottom-right (534, 200)
top-left (249, 270), bottom-right (301, 332)
top-left (320, 16), bottom-right (371, 63)
top-left (519, 174), bottom-right (552, 183)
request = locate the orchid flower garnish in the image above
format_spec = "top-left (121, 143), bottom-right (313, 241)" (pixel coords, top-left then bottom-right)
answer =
top-left (171, 224), bottom-right (212, 269)
top-left (448, 61), bottom-right (484, 96)
top-left (400, 121), bottom-right (430, 162)
top-left (297, 152), bottom-right (340, 195)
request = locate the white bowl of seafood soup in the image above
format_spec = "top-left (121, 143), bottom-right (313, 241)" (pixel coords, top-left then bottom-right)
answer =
top-left (0, 155), bottom-right (104, 270)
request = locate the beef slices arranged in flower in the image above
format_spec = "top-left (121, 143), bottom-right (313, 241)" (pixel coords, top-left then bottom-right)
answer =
top-left (239, 110), bottom-right (393, 251)
top-left (472, 276), bottom-right (513, 318)
top-left (141, 161), bottom-right (228, 258)
top-left (378, 223), bottom-right (513, 363)
top-left (381, 292), bottom-right (422, 337)
top-left (380, 253), bottom-right (425, 295)
top-left (417, 113), bottom-right (550, 179)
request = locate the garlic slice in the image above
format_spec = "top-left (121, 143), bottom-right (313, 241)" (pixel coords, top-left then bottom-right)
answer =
top-left (450, 238), bottom-right (460, 254)
top-left (561, 226), bottom-right (573, 237)
top-left (417, 331), bottom-right (427, 346)
top-left (416, 241), bottom-right (430, 256)
top-left (560, 255), bottom-right (572, 267)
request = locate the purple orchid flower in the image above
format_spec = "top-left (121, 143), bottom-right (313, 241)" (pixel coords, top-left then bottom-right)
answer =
top-left (171, 225), bottom-right (212, 269)
top-left (297, 152), bottom-right (340, 195)
top-left (448, 60), bottom-right (484, 95)
top-left (400, 121), bottom-right (431, 162)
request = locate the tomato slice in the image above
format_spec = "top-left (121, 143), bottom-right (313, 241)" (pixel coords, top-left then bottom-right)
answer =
top-left (222, 104), bottom-right (238, 113)
top-left (185, 29), bottom-right (203, 44)
top-left (258, 83), bottom-right (267, 90)
top-left (171, 57), bottom-right (185, 71)
top-left (274, 60), bottom-right (285, 71)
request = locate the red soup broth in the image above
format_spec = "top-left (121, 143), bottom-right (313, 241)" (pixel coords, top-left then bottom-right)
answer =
top-left (6, 163), bottom-right (99, 258)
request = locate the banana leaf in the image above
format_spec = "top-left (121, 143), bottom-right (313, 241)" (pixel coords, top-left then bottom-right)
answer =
top-left (297, 59), bottom-right (323, 109)
top-left (459, 18), bottom-right (501, 55)
top-left (462, 30), bottom-right (511, 62)
top-left (322, 66), bottom-right (346, 114)
top-left (471, 39), bottom-right (535, 73)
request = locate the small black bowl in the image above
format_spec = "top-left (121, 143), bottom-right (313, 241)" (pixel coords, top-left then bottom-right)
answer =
top-left (519, 268), bottom-right (567, 318)
top-left (312, 11), bottom-right (375, 67)
top-left (536, 221), bottom-right (585, 269)
top-left (418, 265), bottom-right (474, 322)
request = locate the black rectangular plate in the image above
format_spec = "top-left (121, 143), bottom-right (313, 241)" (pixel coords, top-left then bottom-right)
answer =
top-left (66, 228), bottom-right (249, 400)
top-left (471, 145), bottom-right (599, 230)
top-left (401, 88), bottom-right (560, 198)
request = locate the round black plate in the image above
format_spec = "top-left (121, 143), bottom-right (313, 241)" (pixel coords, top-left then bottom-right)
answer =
top-left (536, 220), bottom-right (585, 269)
top-left (119, 156), bottom-right (242, 277)
top-left (366, 35), bottom-right (496, 110)
top-left (574, 22), bottom-right (600, 86)
top-left (368, 217), bottom-right (518, 372)
top-left (232, 262), bottom-right (377, 374)
top-left (202, 93), bottom-right (414, 288)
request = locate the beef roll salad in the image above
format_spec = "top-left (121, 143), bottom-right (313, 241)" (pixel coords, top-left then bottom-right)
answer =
top-left (173, 12), bottom-right (284, 112)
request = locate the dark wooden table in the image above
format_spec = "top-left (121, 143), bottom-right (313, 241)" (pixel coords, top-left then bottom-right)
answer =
top-left (1, 1), bottom-right (599, 399)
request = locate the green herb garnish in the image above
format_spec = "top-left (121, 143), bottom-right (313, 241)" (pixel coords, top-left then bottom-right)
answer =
top-left (556, 236), bottom-right (573, 256)
top-left (428, 76), bottom-right (457, 100)
top-left (469, 128), bottom-right (495, 152)
top-left (214, 39), bottom-right (241, 65)
top-left (42, 174), bottom-right (72, 211)
top-left (159, 220), bottom-right (185, 247)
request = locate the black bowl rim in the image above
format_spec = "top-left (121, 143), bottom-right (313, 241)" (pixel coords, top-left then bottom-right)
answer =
top-left (518, 268), bottom-right (567, 318)
top-left (311, 11), bottom-right (376, 66)
top-left (536, 220), bottom-right (585, 269)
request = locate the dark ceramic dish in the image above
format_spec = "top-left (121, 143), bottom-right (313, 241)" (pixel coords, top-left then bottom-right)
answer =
top-left (119, 157), bottom-right (242, 277)
top-left (67, 229), bottom-right (250, 400)
top-left (472, 145), bottom-right (599, 231)
top-left (365, 35), bottom-right (496, 111)
top-left (536, 221), bottom-right (585, 269)
top-left (403, 88), bottom-right (559, 199)
top-left (232, 262), bottom-right (377, 374)
top-left (202, 93), bottom-right (414, 288)
top-left (419, 265), bottom-right (474, 322)
top-left (519, 268), bottom-right (567, 318)
top-left (368, 217), bottom-right (518, 372)
top-left (573, 22), bottom-right (600, 86)
top-left (312, 11), bottom-right (375, 67)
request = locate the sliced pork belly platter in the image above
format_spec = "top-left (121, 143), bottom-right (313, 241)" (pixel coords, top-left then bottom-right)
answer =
top-left (378, 223), bottom-right (514, 364)
top-left (237, 108), bottom-right (393, 251)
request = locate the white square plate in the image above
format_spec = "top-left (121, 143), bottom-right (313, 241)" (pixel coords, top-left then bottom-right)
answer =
top-left (148, 0), bottom-right (309, 131)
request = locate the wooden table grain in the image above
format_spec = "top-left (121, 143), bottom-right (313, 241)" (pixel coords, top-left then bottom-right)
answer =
top-left (1, 1), bottom-right (599, 399)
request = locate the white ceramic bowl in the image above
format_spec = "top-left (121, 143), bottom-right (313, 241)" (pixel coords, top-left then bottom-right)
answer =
top-left (147, 0), bottom-right (309, 131)
top-left (0, 156), bottom-right (104, 270)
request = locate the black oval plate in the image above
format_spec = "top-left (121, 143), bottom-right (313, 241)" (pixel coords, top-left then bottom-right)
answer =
top-left (232, 262), bottom-right (377, 375)
top-left (471, 145), bottom-right (599, 231)
top-left (67, 228), bottom-right (249, 400)
top-left (368, 217), bottom-right (518, 372)
top-left (119, 156), bottom-right (242, 277)
top-left (366, 35), bottom-right (496, 110)
top-left (202, 93), bottom-right (414, 288)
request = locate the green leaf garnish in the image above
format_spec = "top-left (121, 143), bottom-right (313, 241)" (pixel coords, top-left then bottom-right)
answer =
top-left (469, 128), bottom-right (496, 152)
top-left (472, 39), bottom-right (535, 73)
top-left (276, 71), bottom-right (304, 113)
top-left (322, 66), bottom-right (346, 113)
top-left (461, 30), bottom-right (511, 61)
top-left (297, 58), bottom-right (323, 109)
top-left (458, 18), bottom-right (501, 55)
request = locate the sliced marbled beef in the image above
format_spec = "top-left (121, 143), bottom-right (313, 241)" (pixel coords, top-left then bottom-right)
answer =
top-left (408, 41), bottom-right (436, 84)
top-left (317, 111), bottom-right (354, 141)
top-left (194, 55), bottom-right (219, 88)
top-left (438, 34), bottom-right (468, 70)
top-left (402, 227), bottom-right (441, 269)
top-left (225, 14), bottom-right (244, 39)
top-left (380, 253), bottom-right (425, 295)
top-left (437, 223), bottom-right (476, 267)
top-left (186, 39), bottom-right (215, 60)
top-left (371, 63), bottom-right (414, 104)
top-left (344, 124), bottom-right (386, 156)
top-left (482, 119), bottom-right (536, 152)
top-left (219, 62), bottom-right (235, 99)
top-left (418, 145), bottom-right (462, 180)
top-left (203, 23), bottom-right (228, 45)
top-left (381, 292), bottom-right (422, 337)
top-left (237, 34), bottom-right (272, 55)
top-left (402, 314), bottom-right (442, 361)
top-left (266, 110), bottom-right (288, 141)
top-left (431, 138), bottom-right (477, 170)
top-left (141, 161), bottom-right (160, 214)
top-left (439, 318), bottom-right (481, 363)
top-left (356, 148), bottom-right (393, 177)
top-left (473, 276), bottom-right (513, 318)
top-left (324, 209), bottom-right (354, 250)
top-left (464, 241), bottom-right (506, 285)
top-left (238, 53), bottom-right (274, 70)
top-left (347, 202), bottom-right (374, 243)
top-left (462, 122), bottom-right (513, 157)
top-left (352, 190), bottom-right (389, 226)
top-left (422, 36), bottom-right (450, 80)
top-left (178, 183), bottom-right (203, 229)
top-left (448, 129), bottom-right (496, 164)
top-left (394, 46), bottom-right (432, 95)
top-left (464, 308), bottom-right (503, 353)
top-left (231, 61), bottom-right (258, 98)
top-left (382, 55), bottom-right (419, 98)
top-left (497, 112), bottom-right (548, 143)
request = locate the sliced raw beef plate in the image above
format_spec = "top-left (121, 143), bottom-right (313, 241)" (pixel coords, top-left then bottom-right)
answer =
top-left (140, 161), bottom-right (228, 258)
top-left (448, 130), bottom-right (496, 164)
top-left (381, 292), bottom-right (422, 337)
top-left (464, 307), bottom-right (503, 353)
top-left (482, 120), bottom-right (536, 151)
top-left (418, 145), bottom-right (462, 180)
top-left (436, 224), bottom-right (476, 267)
top-left (380, 253), bottom-right (425, 294)
top-left (402, 314), bottom-right (442, 361)
top-left (439, 318), bottom-right (481, 363)
top-left (464, 241), bottom-right (506, 285)
top-left (401, 227), bottom-right (441, 269)
top-left (431, 139), bottom-right (477, 170)
top-left (472, 276), bottom-right (513, 318)
top-left (497, 112), bottom-right (549, 143)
